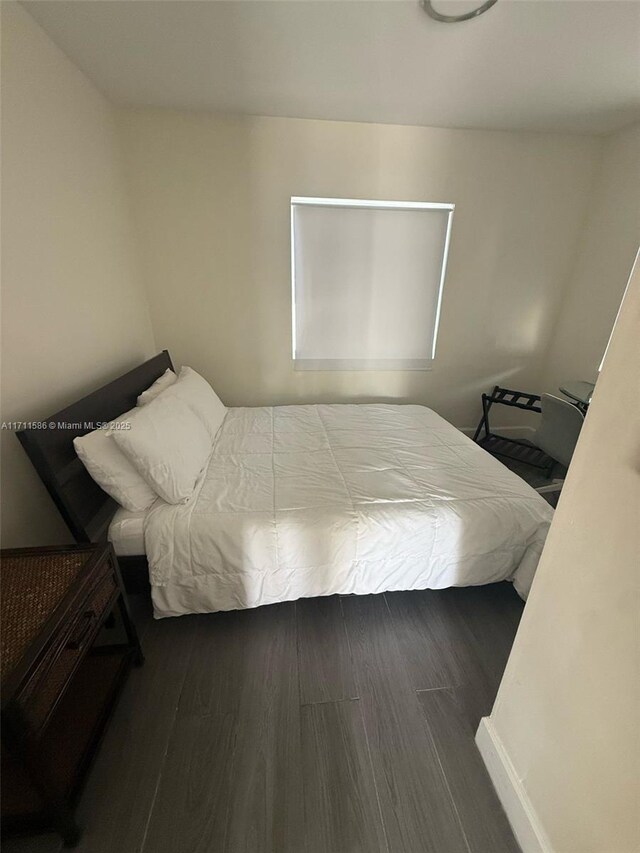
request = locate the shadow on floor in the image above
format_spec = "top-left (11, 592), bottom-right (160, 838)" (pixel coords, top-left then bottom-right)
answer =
top-left (488, 440), bottom-right (566, 509)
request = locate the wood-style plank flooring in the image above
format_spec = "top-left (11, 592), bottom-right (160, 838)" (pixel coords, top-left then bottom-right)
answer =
top-left (5, 583), bottom-right (523, 853)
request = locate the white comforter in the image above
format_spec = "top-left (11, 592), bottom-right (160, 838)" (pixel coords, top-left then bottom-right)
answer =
top-left (146, 404), bottom-right (553, 618)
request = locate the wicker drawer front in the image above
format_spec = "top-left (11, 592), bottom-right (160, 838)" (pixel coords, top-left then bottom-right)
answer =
top-left (19, 569), bottom-right (118, 734)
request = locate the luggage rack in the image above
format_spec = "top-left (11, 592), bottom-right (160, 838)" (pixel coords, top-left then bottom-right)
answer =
top-left (473, 386), bottom-right (555, 474)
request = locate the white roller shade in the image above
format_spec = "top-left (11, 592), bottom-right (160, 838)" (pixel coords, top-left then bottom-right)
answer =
top-left (291, 197), bottom-right (454, 370)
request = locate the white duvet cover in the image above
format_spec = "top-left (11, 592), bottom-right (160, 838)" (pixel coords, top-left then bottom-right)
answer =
top-left (146, 404), bottom-right (553, 618)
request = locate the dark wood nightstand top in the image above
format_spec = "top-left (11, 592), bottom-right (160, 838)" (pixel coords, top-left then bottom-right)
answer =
top-left (1, 545), bottom-right (105, 685)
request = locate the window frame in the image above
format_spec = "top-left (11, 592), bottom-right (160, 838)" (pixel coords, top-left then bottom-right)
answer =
top-left (290, 196), bottom-right (455, 371)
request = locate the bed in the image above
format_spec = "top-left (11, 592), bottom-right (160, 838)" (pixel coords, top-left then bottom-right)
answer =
top-left (18, 353), bottom-right (553, 618)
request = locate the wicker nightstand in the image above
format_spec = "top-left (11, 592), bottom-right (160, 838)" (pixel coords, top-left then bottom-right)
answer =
top-left (1, 543), bottom-right (143, 847)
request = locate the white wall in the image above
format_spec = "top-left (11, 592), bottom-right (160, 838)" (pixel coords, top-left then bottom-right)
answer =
top-left (541, 122), bottom-right (640, 393)
top-left (117, 108), bottom-right (601, 428)
top-left (478, 257), bottom-right (640, 853)
top-left (2, 4), bottom-right (635, 554)
top-left (0, 3), bottom-right (156, 547)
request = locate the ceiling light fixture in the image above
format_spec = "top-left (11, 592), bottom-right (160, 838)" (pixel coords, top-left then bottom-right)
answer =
top-left (420, 0), bottom-right (498, 23)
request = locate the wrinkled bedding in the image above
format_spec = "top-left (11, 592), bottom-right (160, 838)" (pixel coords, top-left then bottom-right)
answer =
top-left (146, 404), bottom-right (553, 618)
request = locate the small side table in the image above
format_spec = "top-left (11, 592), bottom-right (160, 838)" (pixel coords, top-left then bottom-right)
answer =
top-left (559, 380), bottom-right (595, 413)
top-left (1, 543), bottom-right (143, 847)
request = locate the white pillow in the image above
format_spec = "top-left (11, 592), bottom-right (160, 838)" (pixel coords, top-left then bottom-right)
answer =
top-left (161, 367), bottom-right (226, 439)
top-left (74, 411), bottom-right (158, 512)
top-left (113, 392), bottom-right (212, 504)
top-left (137, 368), bottom-right (177, 406)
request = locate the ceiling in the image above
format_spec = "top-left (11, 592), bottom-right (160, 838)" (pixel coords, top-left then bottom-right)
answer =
top-left (23, 0), bottom-right (640, 135)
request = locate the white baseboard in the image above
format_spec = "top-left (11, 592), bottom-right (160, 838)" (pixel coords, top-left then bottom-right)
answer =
top-left (460, 425), bottom-right (537, 440)
top-left (476, 717), bottom-right (553, 853)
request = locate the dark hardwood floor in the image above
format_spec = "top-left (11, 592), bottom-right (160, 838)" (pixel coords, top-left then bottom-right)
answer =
top-left (4, 583), bottom-right (523, 853)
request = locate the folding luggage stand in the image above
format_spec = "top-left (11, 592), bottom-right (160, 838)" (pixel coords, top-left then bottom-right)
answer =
top-left (473, 386), bottom-right (555, 476)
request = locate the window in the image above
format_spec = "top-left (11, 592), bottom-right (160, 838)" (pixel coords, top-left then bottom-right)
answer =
top-left (291, 197), bottom-right (454, 370)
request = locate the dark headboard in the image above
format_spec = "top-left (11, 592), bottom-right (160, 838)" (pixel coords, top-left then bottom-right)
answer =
top-left (17, 351), bottom-right (174, 544)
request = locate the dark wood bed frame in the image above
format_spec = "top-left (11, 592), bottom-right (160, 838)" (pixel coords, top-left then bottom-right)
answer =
top-left (17, 351), bottom-right (174, 592)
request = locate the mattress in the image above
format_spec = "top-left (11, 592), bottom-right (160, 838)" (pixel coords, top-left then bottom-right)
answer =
top-left (145, 404), bottom-right (554, 618)
top-left (108, 506), bottom-right (147, 557)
